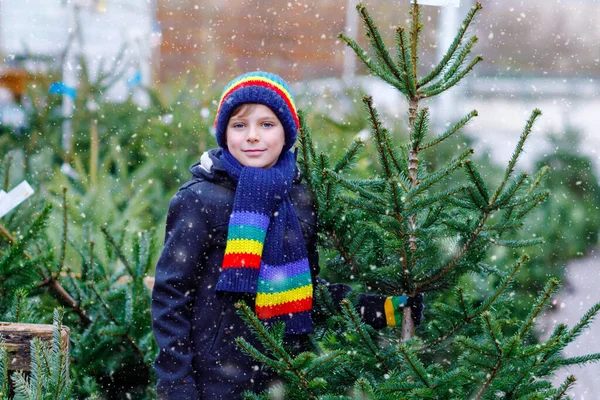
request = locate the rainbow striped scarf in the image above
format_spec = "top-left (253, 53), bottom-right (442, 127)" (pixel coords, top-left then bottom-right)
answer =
top-left (215, 149), bottom-right (313, 334)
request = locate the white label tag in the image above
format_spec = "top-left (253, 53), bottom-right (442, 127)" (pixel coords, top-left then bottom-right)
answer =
top-left (0, 181), bottom-right (35, 219)
top-left (411, 0), bottom-right (460, 6)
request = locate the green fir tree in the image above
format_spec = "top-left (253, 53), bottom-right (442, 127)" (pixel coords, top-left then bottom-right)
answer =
top-left (233, 3), bottom-right (600, 399)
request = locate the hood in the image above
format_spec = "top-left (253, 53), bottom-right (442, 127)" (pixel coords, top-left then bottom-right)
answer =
top-left (189, 148), bottom-right (304, 185)
top-left (189, 147), bottom-right (227, 181)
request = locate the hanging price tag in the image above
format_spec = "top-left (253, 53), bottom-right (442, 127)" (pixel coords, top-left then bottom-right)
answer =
top-left (411, 0), bottom-right (460, 6)
top-left (0, 181), bottom-right (35, 219)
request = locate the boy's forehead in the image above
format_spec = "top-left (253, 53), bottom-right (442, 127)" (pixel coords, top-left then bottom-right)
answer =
top-left (231, 103), bottom-right (279, 119)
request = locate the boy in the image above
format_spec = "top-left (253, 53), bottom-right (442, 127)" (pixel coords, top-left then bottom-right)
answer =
top-left (151, 71), bottom-right (423, 399)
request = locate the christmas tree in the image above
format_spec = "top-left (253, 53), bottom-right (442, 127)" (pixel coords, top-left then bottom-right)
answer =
top-left (234, 3), bottom-right (600, 399)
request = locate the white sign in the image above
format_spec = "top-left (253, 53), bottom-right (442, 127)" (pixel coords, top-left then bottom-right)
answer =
top-left (411, 0), bottom-right (461, 6)
top-left (0, 181), bottom-right (35, 219)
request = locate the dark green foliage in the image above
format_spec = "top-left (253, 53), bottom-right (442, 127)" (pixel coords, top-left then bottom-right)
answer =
top-left (0, 180), bottom-right (159, 398)
top-left (236, 2), bottom-right (600, 399)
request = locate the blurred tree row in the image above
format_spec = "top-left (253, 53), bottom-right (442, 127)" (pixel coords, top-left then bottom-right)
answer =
top-left (0, 3), bottom-right (599, 395)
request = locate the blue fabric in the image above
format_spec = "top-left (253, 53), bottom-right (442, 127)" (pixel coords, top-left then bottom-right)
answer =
top-left (215, 149), bottom-right (314, 334)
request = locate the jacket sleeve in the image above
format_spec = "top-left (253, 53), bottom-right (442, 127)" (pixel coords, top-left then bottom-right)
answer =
top-left (151, 188), bottom-right (208, 399)
top-left (306, 227), bottom-right (397, 330)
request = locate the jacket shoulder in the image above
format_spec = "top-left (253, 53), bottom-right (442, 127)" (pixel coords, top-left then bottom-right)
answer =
top-left (176, 178), bottom-right (234, 227)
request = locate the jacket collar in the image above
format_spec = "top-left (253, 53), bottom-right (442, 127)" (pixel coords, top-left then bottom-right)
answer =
top-left (189, 148), bottom-right (303, 186)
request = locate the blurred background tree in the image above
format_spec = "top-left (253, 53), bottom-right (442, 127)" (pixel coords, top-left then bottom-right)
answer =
top-left (1, 0), bottom-right (600, 398)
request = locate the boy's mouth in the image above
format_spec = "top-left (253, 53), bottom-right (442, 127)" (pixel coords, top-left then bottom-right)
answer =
top-left (243, 149), bottom-right (266, 153)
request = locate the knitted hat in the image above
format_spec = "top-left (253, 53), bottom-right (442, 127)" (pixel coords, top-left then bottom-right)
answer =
top-left (214, 71), bottom-right (300, 153)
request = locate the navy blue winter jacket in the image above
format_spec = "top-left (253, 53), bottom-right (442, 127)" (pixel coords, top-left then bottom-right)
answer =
top-left (151, 148), bottom-right (392, 399)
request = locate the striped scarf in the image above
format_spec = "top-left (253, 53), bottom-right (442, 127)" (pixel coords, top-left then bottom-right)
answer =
top-left (215, 149), bottom-right (313, 334)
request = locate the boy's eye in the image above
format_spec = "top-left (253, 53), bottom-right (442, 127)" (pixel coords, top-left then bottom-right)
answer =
top-left (262, 122), bottom-right (274, 128)
top-left (232, 123), bottom-right (245, 128)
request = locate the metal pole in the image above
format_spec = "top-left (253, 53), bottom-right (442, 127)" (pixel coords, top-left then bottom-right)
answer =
top-left (61, 0), bottom-right (79, 154)
top-left (343, 0), bottom-right (358, 83)
top-left (434, 3), bottom-right (461, 130)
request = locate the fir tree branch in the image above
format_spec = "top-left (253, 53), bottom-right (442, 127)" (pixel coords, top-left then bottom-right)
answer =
top-left (471, 255), bottom-right (527, 318)
top-left (493, 172), bottom-right (528, 209)
top-left (298, 110), bottom-right (316, 193)
top-left (36, 277), bottom-right (91, 325)
top-left (501, 190), bottom-right (549, 209)
top-left (490, 109), bottom-right (542, 205)
top-left (551, 375), bottom-right (576, 400)
top-left (304, 351), bottom-right (345, 380)
top-left (553, 353), bottom-right (600, 367)
top-left (88, 282), bottom-right (146, 361)
top-left (333, 139), bottom-right (364, 174)
top-left (467, 186), bottom-right (488, 210)
top-left (1, 204), bottom-right (51, 272)
top-left (363, 96), bottom-right (393, 178)
top-left (64, 266), bottom-right (84, 304)
top-left (456, 337), bottom-right (496, 357)
top-left (419, 110), bottom-right (478, 150)
top-left (348, 231), bottom-right (369, 262)
top-left (88, 241), bottom-right (95, 282)
top-left (418, 208), bottom-right (492, 290)
top-left (100, 224), bottom-right (134, 276)
top-left (390, 178), bottom-right (405, 218)
top-left (517, 336), bottom-right (563, 359)
top-left (562, 303), bottom-right (600, 344)
top-left (481, 222), bottom-right (524, 231)
top-left (514, 196), bottom-right (548, 220)
top-left (339, 195), bottom-right (388, 215)
top-left (420, 256), bottom-right (525, 350)
top-left (339, 300), bottom-right (391, 371)
top-left (527, 165), bottom-right (550, 195)
top-left (318, 152), bottom-right (335, 221)
top-left (234, 302), bottom-right (318, 398)
top-left (458, 287), bottom-right (469, 320)
top-left (2, 154), bottom-right (12, 191)
top-left (356, 4), bottom-right (406, 89)
top-left (410, 108), bottom-right (429, 152)
top-left (421, 205), bottom-right (443, 229)
top-left (396, 26), bottom-right (416, 96)
top-left (235, 337), bottom-right (287, 371)
top-left (502, 356), bottom-right (540, 397)
top-left (443, 35), bottom-right (479, 81)
top-left (492, 238), bottom-right (544, 248)
top-left (337, 34), bottom-right (404, 90)
top-left (516, 278), bottom-right (560, 343)
top-left (482, 313), bottom-right (502, 355)
top-left (409, 3), bottom-right (421, 80)
top-left (473, 358), bottom-right (502, 400)
top-left (418, 2), bottom-right (482, 88)
top-left (404, 148), bottom-right (473, 202)
top-left (325, 169), bottom-right (386, 205)
top-left (463, 161), bottom-right (489, 205)
top-left (398, 345), bottom-right (432, 388)
top-left (462, 353), bottom-right (497, 370)
top-left (421, 55), bottom-right (483, 98)
top-left (0, 223), bottom-right (13, 245)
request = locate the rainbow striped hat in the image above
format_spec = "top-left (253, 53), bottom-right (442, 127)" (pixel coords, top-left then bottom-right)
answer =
top-left (214, 71), bottom-right (300, 153)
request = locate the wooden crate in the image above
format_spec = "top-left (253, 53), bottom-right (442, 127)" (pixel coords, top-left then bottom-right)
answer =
top-left (0, 322), bottom-right (70, 372)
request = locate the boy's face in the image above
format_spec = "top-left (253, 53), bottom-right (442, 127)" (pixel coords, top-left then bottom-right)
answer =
top-left (226, 103), bottom-right (285, 169)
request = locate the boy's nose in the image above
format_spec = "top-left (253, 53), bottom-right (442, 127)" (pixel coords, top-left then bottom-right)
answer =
top-left (247, 126), bottom-right (259, 142)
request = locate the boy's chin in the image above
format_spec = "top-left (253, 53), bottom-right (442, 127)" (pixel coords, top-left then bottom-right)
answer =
top-left (239, 158), bottom-right (277, 169)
